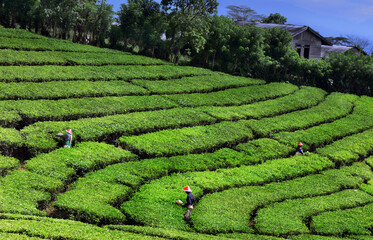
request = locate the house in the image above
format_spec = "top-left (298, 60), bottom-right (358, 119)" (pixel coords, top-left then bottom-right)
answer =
top-left (236, 21), bottom-right (361, 59)
top-left (321, 45), bottom-right (361, 57)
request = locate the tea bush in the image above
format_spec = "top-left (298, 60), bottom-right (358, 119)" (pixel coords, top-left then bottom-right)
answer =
top-left (193, 163), bottom-right (372, 233)
top-left (255, 190), bottom-right (373, 236)
top-left (0, 154), bottom-right (19, 176)
top-left (164, 82), bottom-right (298, 107)
top-left (201, 86), bottom-right (326, 121)
top-left (21, 108), bottom-right (216, 153)
top-left (246, 92), bottom-right (357, 136)
top-left (0, 142), bottom-right (135, 216)
top-left (0, 49), bottom-right (167, 66)
top-left (119, 121), bottom-right (253, 157)
top-left (311, 202), bottom-right (373, 236)
top-left (132, 74), bottom-right (265, 94)
top-left (0, 80), bottom-right (149, 100)
top-left (0, 65), bottom-right (212, 82)
top-left (122, 154), bottom-right (333, 230)
top-left (0, 95), bottom-right (178, 125)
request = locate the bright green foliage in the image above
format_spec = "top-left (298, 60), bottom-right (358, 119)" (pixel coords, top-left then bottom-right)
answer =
top-left (255, 190), bottom-right (373, 236)
top-left (0, 232), bottom-right (44, 240)
top-left (54, 147), bottom-right (270, 224)
top-left (0, 36), bottom-right (118, 53)
top-left (0, 142), bottom-right (135, 216)
top-left (0, 27), bottom-right (44, 38)
top-left (289, 235), bottom-right (352, 240)
top-left (218, 233), bottom-right (287, 240)
top-left (119, 121), bottom-right (253, 157)
top-left (235, 138), bottom-right (293, 161)
top-left (0, 95), bottom-right (178, 125)
top-left (0, 80), bottom-right (149, 100)
top-left (0, 170), bottom-right (62, 216)
top-left (132, 74), bottom-right (264, 94)
top-left (192, 163), bottom-right (371, 233)
top-left (0, 214), bottom-right (160, 240)
top-left (0, 127), bottom-right (24, 154)
top-left (122, 154), bottom-right (333, 230)
top-left (317, 128), bottom-right (373, 164)
top-left (0, 65), bottom-right (212, 82)
top-left (25, 142), bottom-right (137, 182)
top-left (246, 92), bottom-right (357, 136)
top-left (0, 49), bottom-right (167, 66)
top-left (54, 179), bottom-right (132, 224)
top-left (275, 96), bottom-right (373, 149)
top-left (325, 52), bottom-right (373, 96)
top-left (311, 203), bottom-right (373, 236)
top-left (164, 82), bottom-right (298, 107)
top-left (0, 155), bottom-right (19, 176)
top-left (201, 86), bottom-right (326, 120)
top-left (107, 224), bottom-right (236, 240)
top-left (21, 108), bottom-right (216, 153)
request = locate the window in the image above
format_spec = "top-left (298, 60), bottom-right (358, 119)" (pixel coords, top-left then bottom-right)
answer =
top-left (303, 45), bottom-right (310, 59)
top-left (296, 44), bottom-right (301, 56)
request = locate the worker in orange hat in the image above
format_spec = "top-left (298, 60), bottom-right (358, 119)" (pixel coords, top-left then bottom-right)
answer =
top-left (56, 129), bottom-right (73, 148)
top-left (295, 142), bottom-right (304, 155)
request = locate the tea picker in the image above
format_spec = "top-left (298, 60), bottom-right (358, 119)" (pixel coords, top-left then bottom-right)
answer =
top-left (295, 142), bottom-right (310, 156)
top-left (56, 129), bottom-right (73, 148)
top-left (176, 186), bottom-right (195, 221)
top-left (295, 142), bottom-right (304, 155)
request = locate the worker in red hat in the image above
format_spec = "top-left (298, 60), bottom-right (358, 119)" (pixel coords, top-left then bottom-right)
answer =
top-left (56, 129), bottom-right (73, 148)
top-left (295, 142), bottom-right (304, 155)
top-left (182, 186), bottom-right (195, 221)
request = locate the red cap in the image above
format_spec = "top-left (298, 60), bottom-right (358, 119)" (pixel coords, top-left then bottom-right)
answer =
top-left (298, 142), bottom-right (303, 146)
top-left (66, 129), bottom-right (72, 134)
top-left (183, 186), bottom-right (192, 192)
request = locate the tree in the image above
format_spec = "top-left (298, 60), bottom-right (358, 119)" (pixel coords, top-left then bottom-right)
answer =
top-left (346, 35), bottom-right (372, 54)
top-left (226, 5), bottom-right (263, 22)
top-left (160, 0), bottom-right (218, 63)
top-left (118, 0), bottom-right (163, 54)
top-left (262, 13), bottom-right (287, 24)
top-left (324, 36), bottom-right (351, 45)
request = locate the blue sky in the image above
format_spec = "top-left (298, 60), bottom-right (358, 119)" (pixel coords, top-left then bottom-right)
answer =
top-left (106, 0), bottom-right (373, 48)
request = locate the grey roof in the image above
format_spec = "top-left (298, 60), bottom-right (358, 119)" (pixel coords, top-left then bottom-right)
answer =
top-left (321, 45), bottom-right (358, 57)
top-left (236, 21), bottom-right (331, 45)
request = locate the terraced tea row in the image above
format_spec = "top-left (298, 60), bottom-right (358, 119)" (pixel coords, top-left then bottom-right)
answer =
top-left (0, 65), bottom-right (212, 82)
top-left (53, 139), bottom-right (292, 224)
top-left (0, 26), bottom-right (44, 39)
top-left (311, 202), bottom-right (373, 236)
top-left (117, 92), bottom-right (356, 158)
top-left (275, 96), bottom-right (373, 149)
top-left (0, 49), bottom-right (167, 66)
top-left (0, 213), bottom-right (281, 240)
top-left (0, 36), bottom-right (119, 53)
top-left (0, 74), bottom-right (263, 100)
top-left (255, 189), bottom-right (373, 236)
top-left (123, 154), bottom-right (333, 231)
top-left (0, 142), bottom-right (135, 216)
top-left (246, 92), bottom-right (357, 136)
top-left (0, 83), bottom-right (290, 127)
top-left (193, 163), bottom-right (373, 234)
top-left (200, 86), bottom-right (325, 120)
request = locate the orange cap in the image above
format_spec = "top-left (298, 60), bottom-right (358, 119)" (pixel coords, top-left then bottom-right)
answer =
top-left (183, 186), bottom-right (192, 192)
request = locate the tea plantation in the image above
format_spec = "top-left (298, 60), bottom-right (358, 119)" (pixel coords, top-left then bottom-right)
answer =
top-left (1, 26), bottom-right (373, 240)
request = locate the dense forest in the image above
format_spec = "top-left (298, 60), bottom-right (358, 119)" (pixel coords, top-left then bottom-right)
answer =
top-left (1, 0), bottom-right (373, 96)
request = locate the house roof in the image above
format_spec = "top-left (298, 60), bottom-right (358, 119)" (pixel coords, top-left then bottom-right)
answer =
top-left (321, 45), bottom-right (361, 57)
top-left (236, 21), bottom-right (332, 45)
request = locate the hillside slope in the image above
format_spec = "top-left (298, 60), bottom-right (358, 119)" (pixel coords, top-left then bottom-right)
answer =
top-left (1, 26), bottom-right (373, 240)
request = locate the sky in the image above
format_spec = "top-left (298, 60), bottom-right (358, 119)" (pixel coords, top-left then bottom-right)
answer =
top-left (106, 0), bottom-right (373, 49)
